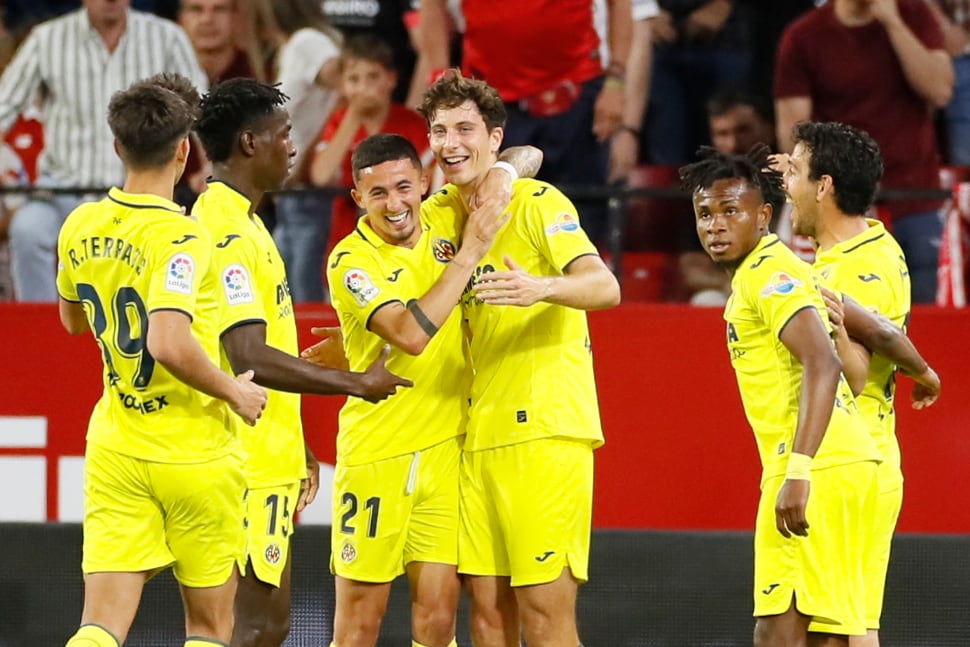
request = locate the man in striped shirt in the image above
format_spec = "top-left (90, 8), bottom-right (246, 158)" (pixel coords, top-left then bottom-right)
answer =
top-left (0, 0), bottom-right (207, 302)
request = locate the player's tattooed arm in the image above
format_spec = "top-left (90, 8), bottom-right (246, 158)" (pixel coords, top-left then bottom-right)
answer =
top-left (498, 145), bottom-right (543, 181)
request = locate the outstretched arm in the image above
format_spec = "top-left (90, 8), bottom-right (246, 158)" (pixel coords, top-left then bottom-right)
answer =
top-left (221, 322), bottom-right (411, 402)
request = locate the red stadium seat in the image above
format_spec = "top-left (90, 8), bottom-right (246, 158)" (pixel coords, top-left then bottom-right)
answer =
top-left (623, 165), bottom-right (691, 252)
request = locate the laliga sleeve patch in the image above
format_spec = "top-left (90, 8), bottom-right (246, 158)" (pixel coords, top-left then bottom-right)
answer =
top-left (545, 212), bottom-right (581, 235)
top-left (343, 268), bottom-right (380, 307)
top-left (222, 263), bottom-right (255, 305)
top-left (760, 272), bottom-right (804, 297)
top-left (165, 253), bottom-right (195, 294)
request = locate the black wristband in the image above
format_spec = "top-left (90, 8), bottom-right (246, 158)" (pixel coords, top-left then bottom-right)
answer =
top-left (407, 300), bottom-right (439, 338)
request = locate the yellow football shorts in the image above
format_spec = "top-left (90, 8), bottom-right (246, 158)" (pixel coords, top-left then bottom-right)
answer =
top-left (82, 442), bottom-right (245, 587)
top-left (331, 436), bottom-right (461, 582)
top-left (243, 481), bottom-right (301, 586)
top-left (809, 459), bottom-right (903, 633)
top-left (755, 460), bottom-right (877, 636)
top-left (458, 437), bottom-right (595, 587)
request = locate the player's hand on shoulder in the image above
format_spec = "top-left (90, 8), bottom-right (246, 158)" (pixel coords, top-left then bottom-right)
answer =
top-left (300, 326), bottom-right (349, 370)
top-left (229, 369), bottom-right (268, 426)
top-left (471, 167), bottom-right (514, 210)
top-left (358, 344), bottom-right (413, 402)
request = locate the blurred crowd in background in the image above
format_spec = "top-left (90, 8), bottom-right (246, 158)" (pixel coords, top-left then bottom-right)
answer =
top-left (0, 0), bottom-right (966, 305)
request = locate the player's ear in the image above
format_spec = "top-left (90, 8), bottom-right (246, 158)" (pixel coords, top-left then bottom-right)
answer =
top-left (350, 187), bottom-right (365, 210)
top-left (489, 127), bottom-right (504, 155)
top-left (176, 136), bottom-right (190, 163)
top-left (240, 130), bottom-right (257, 157)
top-left (817, 174), bottom-right (834, 202)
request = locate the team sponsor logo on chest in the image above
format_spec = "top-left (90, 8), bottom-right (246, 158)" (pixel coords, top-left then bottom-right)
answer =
top-left (344, 268), bottom-right (380, 306)
top-left (165, 253), bottom-right (195, 294)
top-left (432, 237), bottom-right (456, 263)
top-left (223, 264), bottom-right (255, 305)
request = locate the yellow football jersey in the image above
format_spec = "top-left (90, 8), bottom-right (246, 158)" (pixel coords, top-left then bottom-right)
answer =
top-left (56, 187), bottom-right (235, 462)
top-left (814, 219), bottom-right (910, 481)
top-left (429, 179), bottom-right (605, 452)
top-left (327, 197), bottom-right (469, 466)
top-left (724, 234), bottom-right (880, 484)
top-left (193, 181), bottom-right (306, 487)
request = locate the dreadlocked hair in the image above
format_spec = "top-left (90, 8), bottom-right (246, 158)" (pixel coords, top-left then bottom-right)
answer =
top-left (679, 144), bottom-right (786, 216)
top-left (195, 78), bottom-right (289, 163)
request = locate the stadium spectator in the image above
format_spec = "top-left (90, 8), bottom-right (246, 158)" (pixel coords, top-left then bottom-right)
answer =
top-left (418, 71), bottom-right (621, 647)
top-left (55, 76), bottom-right (266, 647)
top-left (774, 0), bottom-right (955, 304)
top-left (176, 0), bottom-right (258, 207)
top-left (641, 0), bottom-right (757, 164)
top-left (0, 0), bottom-right (206, 302)
top-left (610, 0), bottom-right (660, 184)
top-left (190, 77), bottom-right (410, 647)
top-left (926, 0), bottom-right (970, 165)
top-left (681, 144), bottom-right (881, 647)
top-left (308, 33), bottom-right (432, 278)
top-left (322, 0), bottom-right (421, 105)
top-left (781, 121), bottom-right (941, 646)
top-left (252, 0), bottom-right (341, 303)
top-left (417, 0), bottom-right (633, 247)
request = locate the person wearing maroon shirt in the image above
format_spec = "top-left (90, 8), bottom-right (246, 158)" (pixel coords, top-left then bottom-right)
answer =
top-left (418, 0), bottom-right (632, 247)
top-left (774, 0), bottom-right (954, 304)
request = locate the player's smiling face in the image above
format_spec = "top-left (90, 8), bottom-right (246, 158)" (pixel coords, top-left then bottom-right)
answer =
top-left (693, 177), bottom-right (771, 270)
top-left (351, 157), bottom-right (429, 248)
top-left (427, 100), bottom-right (503, 188)
top-left (784, 142), bottom-right (821, 238)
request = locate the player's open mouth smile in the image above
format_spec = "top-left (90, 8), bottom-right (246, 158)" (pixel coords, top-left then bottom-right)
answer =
top-left (443, 155), bottom-right (469, 168)
top-left (386, 210), bottom-right (409, 224)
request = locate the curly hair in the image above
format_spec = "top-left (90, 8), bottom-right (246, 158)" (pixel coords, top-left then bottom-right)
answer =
top-left (195, 78), bottom-right (289, 163)
top-left (417, 68), bottom-right (507, 132)
top-left (679, 144), bottom-right (786, 216)
top-left (792, 121), bottom-right (883, 216)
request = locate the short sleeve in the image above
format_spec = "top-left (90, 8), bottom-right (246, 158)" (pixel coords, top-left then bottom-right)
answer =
top-left (327, 245), bottom-right (402, 328)
top-left (752, 259), bottom-right (826, 339)
top-left (211, 234), bottom-right (268, 334)
top-left (146, 221), bottom-right (212, 317)
top-left (522, 183), bottom-right (598, 272)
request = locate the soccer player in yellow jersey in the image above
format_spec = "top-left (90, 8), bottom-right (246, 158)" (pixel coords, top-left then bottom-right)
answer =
top-left (189, 78), bottom-right (412, 647)
top-left (681, 144), bottom-right (884, 646)
top-left (321, 133), bottom-right (540, 647)
top-left (782, 121), bottom-right (941, 647)
top-left (418, 71), bottom-right (621, 647)
top-left (55, 81), bottom-right (267, 647)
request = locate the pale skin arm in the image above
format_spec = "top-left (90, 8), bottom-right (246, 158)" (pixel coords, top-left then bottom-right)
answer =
top-left (925, 0), bottom-right (970, 56)
top-left (309, 104), bottom-right (363, 187)
top-left (415, 0), bottom-right (452, 85)
top-left (470, 145), bottom-right (544, 209)
top-left (594, 0), bottom-right (634, 142)
top-left (610, 17), bottom-right (652, 183)
top-left (775, 306), bottom-right (845, 538)
top-left (145, 309), bottom-right (267, 426)
top-left (58, 299), bottom-right (90, 335)
top-left (823, 287), bottom-right (871, 397)
top-left (775, 96), bottom-right (812, 152)
top-left (872, 0), bottom-right (953, 108)
top-left (369, 198), bottom-right (509, 355)
top-left (473, 254), bottom-right (621, 310)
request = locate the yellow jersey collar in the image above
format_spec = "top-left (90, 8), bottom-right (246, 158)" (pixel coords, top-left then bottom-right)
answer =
top-left (817, 218), bottom-right (886, 262)
top-left (203, 180), bottom-right (254, 221)
top-left (107, 187), bottom-right (183, 214)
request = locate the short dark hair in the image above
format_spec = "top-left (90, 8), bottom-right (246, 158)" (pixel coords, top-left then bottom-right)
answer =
top-left (706, 88), bottom-right (774, 124)
top-left (107, 83), bottom-right (196, 171)
top-left (341, 33), bottom-right (394, 70)
top-left (195, 78), bottom-right (289, 163)
top-left (351, 133), bottom-right (423, 184)
top-left (142, 72), bottom-right (202, 120)
top-left (679, 144), bottom-right (786, 216)
top-left (418, 68), bottom-right (507, 132)
top-left (792, 121), bottom-right (883, 216)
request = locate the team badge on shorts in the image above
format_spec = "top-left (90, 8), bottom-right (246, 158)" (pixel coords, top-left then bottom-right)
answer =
top-left (264, 543), bottom-right (282, 565)
top-left (340, 541), bottom-right (357, 563)
top-left (344, 269), bottom-right (379, 307)
top-left (432, 238), bottom-right (456, 263)
top-left (165, 253), bottom-right (195, 294)
top-left (760, 272), bottom-right (803, 297)
top-left (545, 212), bottom-right (581, 235)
